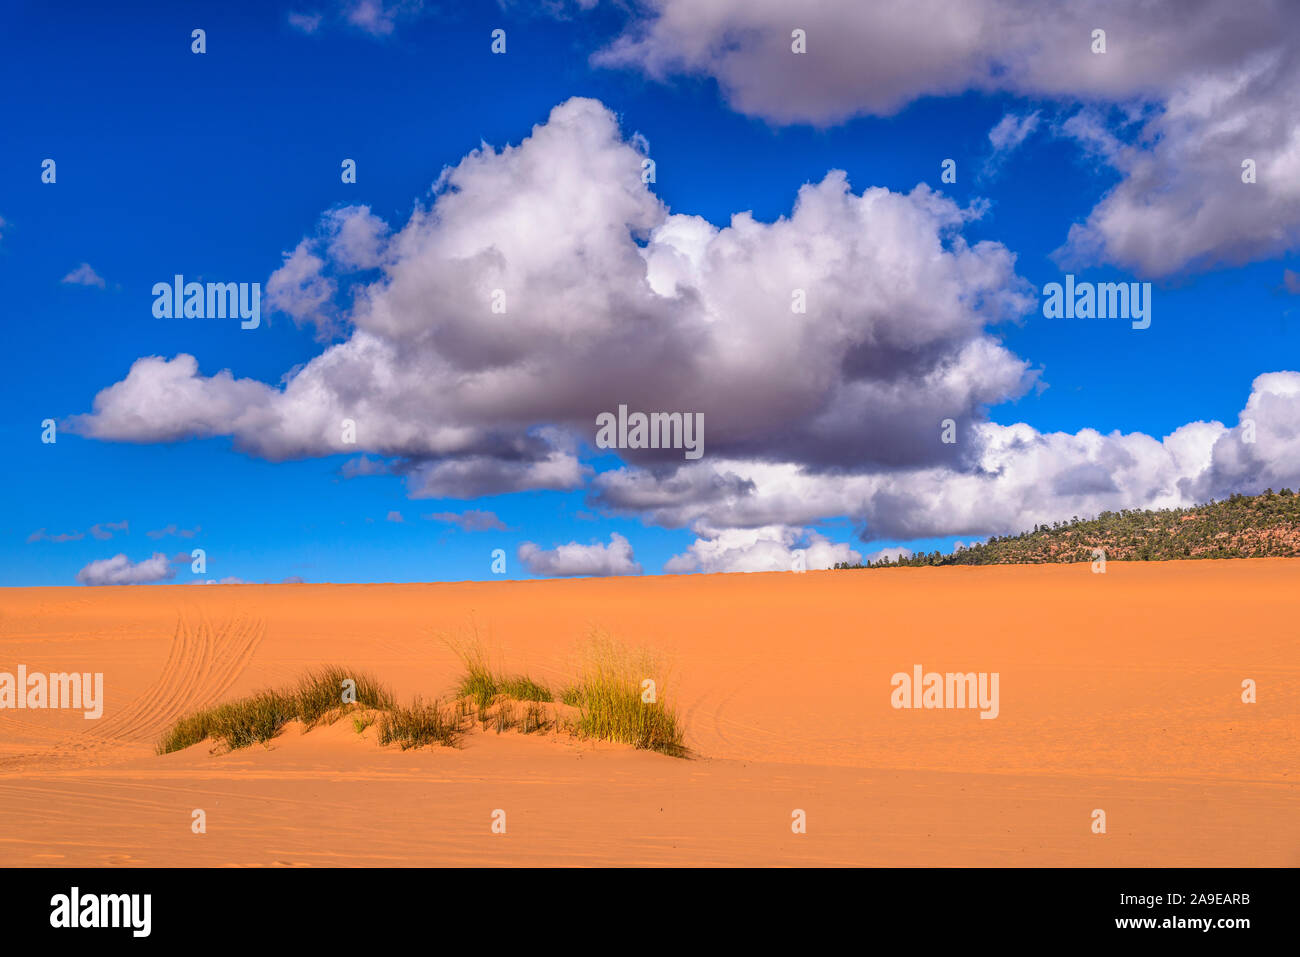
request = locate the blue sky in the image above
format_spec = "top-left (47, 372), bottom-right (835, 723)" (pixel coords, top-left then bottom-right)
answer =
top-left (3, 1), bottom-right (1298, 585)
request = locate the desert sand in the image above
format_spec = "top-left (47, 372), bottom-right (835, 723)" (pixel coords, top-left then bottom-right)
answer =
top-left (1, 560), bottom-right (1296, 867)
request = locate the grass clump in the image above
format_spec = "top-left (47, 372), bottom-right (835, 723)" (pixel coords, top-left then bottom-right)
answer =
top-left (376, 697), bottom-right (460, 750)
top-left (450, 639), bottom-right (553, 712)
top-left (157, 712), bottom-right (216, 754)
top-left (206, 690), bottom-right (298, 751)
top-left (295, 666), bottom-right (394, 725)
top-left (459, 667), bottom-right (498, 713)
top-left (563, 636), bottom-right (686, 757)
top-left (498, 675), bottom-right (553, 702)
top-left (157, 667), bottom-right (392, 754)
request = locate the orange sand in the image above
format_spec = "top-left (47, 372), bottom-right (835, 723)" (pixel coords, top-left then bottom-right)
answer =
top-left (1, 560), bottom-right (1296, 866)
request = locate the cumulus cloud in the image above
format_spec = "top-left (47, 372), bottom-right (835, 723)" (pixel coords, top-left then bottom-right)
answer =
top-left (266, 206), bottom-right (392, 341)
top-left (266, 241), bottom-right (337, 337)
top-left (594, 372), bottom-right (1300, 545)
top-left (518, 532), bottom-right (642, 577)
top-left (386, 510), bottom-right (405, 522)
top-left (1189, 372), bottom-right (1300, 499)
top-left (72, 97), bottom-right (1034, 496)
top-left (76, 552), bottom-right (176, 586)
top-left (425, 509), bottom-right (508, 531)
top-left (322, 205), bottom-right (390, 270)
top-left (61, 263), bottom-right (105, 288)
top-left (664, 525), bottom-right (860, 573)
top-left (590, 0), bottom-right (1300, 276)
top-left (1056, 77), bottom-right (1300, 275)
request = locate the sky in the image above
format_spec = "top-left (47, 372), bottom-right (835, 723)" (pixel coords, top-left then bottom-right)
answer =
top-left (2, 0), bottom-right (1299, 586)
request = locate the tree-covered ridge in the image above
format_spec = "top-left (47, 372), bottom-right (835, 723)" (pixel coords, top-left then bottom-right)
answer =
top-left (836, 490), bottom-right (1300, 568)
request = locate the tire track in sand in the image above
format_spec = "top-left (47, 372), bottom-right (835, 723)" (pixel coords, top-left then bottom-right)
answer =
top-left (95, 609), bottom-right (265, 744)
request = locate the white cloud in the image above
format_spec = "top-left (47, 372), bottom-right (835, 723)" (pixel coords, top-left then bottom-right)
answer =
top-left (591, 1), bottom-right (1291, 123)
top-left (1191, 371), bottom-right (1300, 499)
top-left (665, 525), bottom-right (860, 573)
top-left (71, 353), bottom-right (275, 445)
top-left (591, 0), bottom-right (1300, 276)
top-left (323, 205), bottom-right (390, 270)
top-left (1056, 72), bottom-right (1300, 275)
top-left (983, 111), bottom-right (1041, 179)
top-left (594, 372), bottom-right (1300, 544)
top-left (76, 552), bottom-right (176, 586)
top-left (73, 97), bottom-right (1035, 492)
top-left (518, 532), bottom-right (642, 577)
top-left (988, 111), bottom-right (1040, 154)
top-left (61, 263), bottom-right (105, 288)
top-left (266, 241), bottom-right (337, 338)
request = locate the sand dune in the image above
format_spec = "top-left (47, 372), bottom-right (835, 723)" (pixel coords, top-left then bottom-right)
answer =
top-left (1, 560), bottom-right (1296, 866)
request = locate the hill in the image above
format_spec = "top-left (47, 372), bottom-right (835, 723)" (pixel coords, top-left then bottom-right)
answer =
top-left (836, 489), bottom-right (1300, 568)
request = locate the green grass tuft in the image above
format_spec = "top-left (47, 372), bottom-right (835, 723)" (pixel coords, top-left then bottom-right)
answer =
top-left (564, 636), bottom-right (686, 757)
top-left (156, 668), bottom-right (393, 754)
top-left (295, 666), bottom-right (395, 726)
top-left (376, 697), bottom-right (460, 750)
top-left (498, 675), bottom-right (553, 702)
top-left (451, 640), bottom-right (553, 711)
